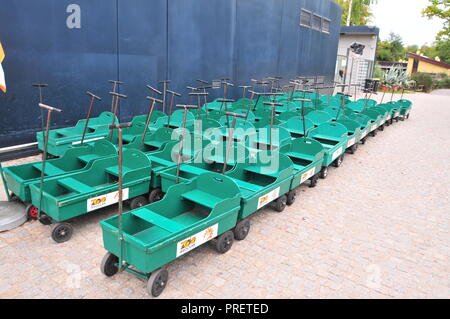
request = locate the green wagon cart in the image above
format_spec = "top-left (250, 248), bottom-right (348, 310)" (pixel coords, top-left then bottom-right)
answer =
top-left (28, 149), bottom-right (152, 243)
top-left (100, 172), bottom-right (242, 296)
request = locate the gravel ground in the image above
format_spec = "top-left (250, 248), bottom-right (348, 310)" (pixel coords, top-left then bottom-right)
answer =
top-left (0, 91), bottom-right (449, 299)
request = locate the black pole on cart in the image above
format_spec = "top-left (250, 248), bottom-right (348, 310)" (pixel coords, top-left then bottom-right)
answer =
top-left (263, 101), bottom-right (283, 150)
top-left (36, 103), bottom-right (63, 220)
top-left (239, 86), bottom-right (251, 110)
top-left (175, 104), bottom-right (198, 184)
top-left (139, 97), bottom-right (163, 151)
top-left (166, 89), bottom-right (181, 127)
top-left (159, 80), bottom-right (171, 114)
top-left (109, 122), bottom-right (133, 271)
top-left (189, 92), bottom-right (209, 120)
top-left (220, 80), bottom-right (234, 112)
top-left (32, 83), bottom-right (48, 139)
top-left (108, 92), bottom-right (127, 140)
top-left (108, 80), bottom-right (124, 112)
top-left (294, 98), bottom-right (310, 138)
top-left (246, 90), bottom-right (256, 119)
top-left (80, 91), bottom-right (102, 146)
top-left (196, 79), bottom-right (209, 106)
top-left (222, 112), bottom-right (247, 175)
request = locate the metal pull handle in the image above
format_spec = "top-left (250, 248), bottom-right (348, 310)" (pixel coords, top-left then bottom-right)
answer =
top-left (108, 80), bottom-right (124, 85)
top-left (32, 83), bottom-right (48, 87)
top-left (109, 123), bottom-right (132, 130)
top-left (38, 103), bottom-right (63, 113)
top-left (263, 102), bottom-right (283, 107)
top-left (293, 98), bottom-right (311, 102)
top-left (146, 96), bottom-right (163, 103)
top-left (166, 90), bottom-right (181, 97)
top-left (176, 104), bottom-right (198, 109)
top-left (86, 91), bottom-right (102, 101)
top-left (109, 92), bottom-right (128, 99)
top-left (189, 92), bottom-right (209, 96)
top-left (197, 79), bottom-right (208, 84)
top-left (225, 112), bottom-right (246, 118)
top-left (239, 85), bottom-right (252, 88)
top-left (217, 99), bottom-right (235, 103)
top-left (146, 85), bottom-right (162, 95)
top-left (159, 80), bottom-right (171, 83)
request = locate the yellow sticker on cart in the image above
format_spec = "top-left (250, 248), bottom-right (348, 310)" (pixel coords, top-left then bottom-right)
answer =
top-left (347, 137), bottom-right (356, 147)
top-left (176, 223), bottom-right (218, 257)
top-left (87, 188), bottom-right (129, 212)
top-left (300, 167), bottom-right (316, 184)
top-left (257, 187), bottom-right (280, 209)
top-left (332, 148), bottom-right (343, 161)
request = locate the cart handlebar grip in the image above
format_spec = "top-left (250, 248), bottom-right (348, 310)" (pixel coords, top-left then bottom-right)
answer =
top-left (263, 102), bottom-right (284, 107)
top-left (109, 92), bottom-right (128, 99)
top-left (196, 79), bottom-right (209, 84)
top-left (199, 85), bottom-right (212, 90)
top-left (38, 103), bottom-right (63, 113)
top-left (32, 83), bottom-right (48, 87)
top-left (86, 91), bottom-right (102, 101)
top-left (225, 112), bottom-right (246, 118)
top-left (159, 80), bottom-right (171, 83)
top-left (188, 92), bottom-right (209, 96)
top-left (109, 123), bottom-right (132, 130)
top-left (217, 99), bottom-right (235, 103)
top-left (239, 85), bottom-right (252, 89)
top-left (223, 82), bottom-right (234, 87)
top-left (108, 80), bottom-right (124, 85)
top-left (176, 104), bottom-right (198, 109)
top-left (146, 97), bottom-right (163, 104)
top-left (146, 85), bottom-right (162, 95)
top-left (166, 90), bottom-right (181, 97)
top-left (293, 98), bottom-right (311, 102)
top-left (274, 76), bottom-right (282, 79)
top-left (186, 86), bottom-right (200, 91)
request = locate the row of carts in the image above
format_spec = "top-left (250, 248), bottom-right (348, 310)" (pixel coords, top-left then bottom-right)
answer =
top-left (0, 78), bottom-right (413, 296)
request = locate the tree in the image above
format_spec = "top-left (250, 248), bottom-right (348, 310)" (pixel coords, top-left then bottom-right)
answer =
top-left (334, 0), bottom-right (378, 26)
top-left (422, 0), bottom-right (450, 40)
top-left (376, 33), bottom-right (406, 62)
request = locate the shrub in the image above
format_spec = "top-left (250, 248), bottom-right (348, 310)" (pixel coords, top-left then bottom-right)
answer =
top-left (435, 77), bottom-right (450, 89)
top-left (411, 72), bottom-right (434, 92)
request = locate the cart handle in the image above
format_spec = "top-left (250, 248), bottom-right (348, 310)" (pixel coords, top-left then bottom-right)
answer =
top-left (108, 80), bottom-right (124, 85)
top-left (159, 80), bottom-right (171, 83)
top-left (223, 82), bottom-right (234, 87)
top-left (109, 123), bottom-right (132, 130)
top-left (263, 102), bottom-right (283, 107)
top-left (38, 103), bottom-right (63, 113)
top-left (217, 99), bottom-right (235, 103)
top-left (145, 97), bottom-right (163, 104)
top-left (189, 92), bottom-right (209, 96)
top-left (239, 85), bottom-right (252, 89)
top-left (293, 98), bottom-right (311, 102)
top-left (176, 104), bottom-right (198, 109)
top-left (86, 91), bottom-right (102, 101)
top-left (196, 79), bottom-right (209, 84)
top-left (225, 112), bottom-right (246, 118)
top-left (32, 83), bottom-right (48, 87)
top-left (146, 85), bottom-right (162, 95)
top-left (166, 90), bottom-right (181, 97)
top-left (109, 92), bottom-right (128, 99)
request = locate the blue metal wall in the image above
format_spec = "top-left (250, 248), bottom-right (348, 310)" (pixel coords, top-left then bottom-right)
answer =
top-left (0, 0), bottom-right (341, 148)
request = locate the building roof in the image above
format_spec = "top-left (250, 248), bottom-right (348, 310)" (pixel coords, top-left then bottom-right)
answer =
top-left (340, 26), bottom-right (380, 36)
top-left (407, 53), bottom-right (450, 69)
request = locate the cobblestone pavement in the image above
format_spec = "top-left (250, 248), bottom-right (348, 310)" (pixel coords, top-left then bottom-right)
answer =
top-left (0, 92), bottom-right (449, 299)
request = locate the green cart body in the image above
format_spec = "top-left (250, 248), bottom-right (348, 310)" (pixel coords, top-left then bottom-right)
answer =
top-left (305, 110), bottom-right (333, 127)
top-left (398, 99), bottom-right (412, 118)
top-left (100, 172), bottom-right (241, 274)
top-left (283, 138), bottom-right (325, 189)
top-left (2, 140), bottom-right (117, 203)
top-left (280, 117), bottom-right (315, 139)
top-left (308, 122), bottom-right (348, 167)
top-left (36, 112), bottom-right (118, 157)
top-left (335, 118), bottom-right (363, 149)
top-left (28, 149), bottom-right (151, 222)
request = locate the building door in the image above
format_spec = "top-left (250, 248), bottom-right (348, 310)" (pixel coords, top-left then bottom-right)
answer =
top-left (412, 59), bottom-right (419, 73)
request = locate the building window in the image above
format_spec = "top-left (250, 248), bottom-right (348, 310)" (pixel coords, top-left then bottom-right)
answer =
top-left (300, 9), bottom-right (312, 27)
top-left (322, 18), bottom-right (331, 34)
top-left (312, 14), bottom-right (322, 31)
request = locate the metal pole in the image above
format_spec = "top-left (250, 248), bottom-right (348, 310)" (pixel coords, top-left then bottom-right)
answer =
top-left (139, 97), bottom-right (162, 151)
top-left (166, 90), bottom-right (181, 127)
top-left (175, 105), bottom-right (198, 184)
top-left (108, 92), bottom-right (127, 140)
top-left (80, 91), bottom-right (101, 146)
top-left (222, 112), bottom-right (246, 174)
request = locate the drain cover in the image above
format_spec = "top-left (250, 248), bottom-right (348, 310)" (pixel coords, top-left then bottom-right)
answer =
top-left (0, 201), bottom-right (27, 232)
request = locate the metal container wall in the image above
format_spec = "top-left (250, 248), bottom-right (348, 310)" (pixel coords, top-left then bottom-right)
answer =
top-left (0, 0), bottom-right (341, 148)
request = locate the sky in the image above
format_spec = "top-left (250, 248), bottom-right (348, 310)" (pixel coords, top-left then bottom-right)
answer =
top-left (370, 0), bottom-right (445, 46)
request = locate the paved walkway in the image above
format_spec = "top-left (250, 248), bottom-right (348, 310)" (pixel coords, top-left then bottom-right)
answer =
top-left (0, 91), bottom-right (449, 298)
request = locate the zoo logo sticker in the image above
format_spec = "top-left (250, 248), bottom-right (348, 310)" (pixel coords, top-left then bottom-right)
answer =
top-left (87, 188), bottom-right (129, 212)
top-left (257, 187), bottom-right (280, 209)
top-left (300, 167), bottom-right (316, 184)
top-left (332, 148), bottom-right (342, 161)
top-left (347, 137), bottom-right (356, 147)
top-left (176, 224), bottom-right (218, 257)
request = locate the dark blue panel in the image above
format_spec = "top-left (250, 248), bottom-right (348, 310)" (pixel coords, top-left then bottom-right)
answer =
top-left (0, 0), bottom-right (118, 147)
top-left (117, 0), bottom-right (167, 119)
top-left (167, 0), bottom-right (236, 104)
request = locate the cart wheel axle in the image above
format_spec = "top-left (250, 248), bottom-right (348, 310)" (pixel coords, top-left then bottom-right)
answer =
top-left (25, 204), bottom-right (39, 220)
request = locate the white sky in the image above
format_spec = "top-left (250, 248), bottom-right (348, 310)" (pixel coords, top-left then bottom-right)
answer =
top-left (370, 0), bottom-right (445, 46)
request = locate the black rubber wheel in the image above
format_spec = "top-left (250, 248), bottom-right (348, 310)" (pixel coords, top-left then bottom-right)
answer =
top-left (379, 124), bottom-right (384, 131)
top-left (309, 175), bottom-right (319, 188)
top-left (349, 144), bottom-right (357, 154)
top-left (233, 219), bottom-right (250, 241)
top-left (129, 195), bottom-right (148, 210)
top-left (406, 114), bottom-right (410, 119)
top-left (319, 166), bottom-right (328, 179)
top-left (333, 155), bottom-right (344, 168)
top-left (38, 214), bottom-right (52, 225)
top-left (100, 252), bottom-right (119, 277)
top-left (272, 195), bottom-right (287, 212)
top-left (148, 188), bottom-right (164, 203)
top-left (370, 130), bottom-right (377, 137)
top-left (51, 222), bottom-right (73, 243)
top-left (286, 190), bottom-right (296, 206)
top-left (214, 231), bottom-right (234, 254)
top-left (147, 268), bottom-right (169, 297)
top-left (25, 203), bottom-right (39, 220)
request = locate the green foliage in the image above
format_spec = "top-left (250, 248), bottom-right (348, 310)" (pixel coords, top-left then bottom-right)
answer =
top-left (381, 66), bottom-right (415, 90)
top-left (334, 0), bottom-right (377, 25)
top-left (376, 33), bottom-right (406, 62)
top-left (411, 72), bottom-right (434, 92)
top-left (435, 77), bottom-right (450, 89)
top-left (422, 0), bottom-right (450, 41)
top-left (435, 39), bottom-right (450, 64)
